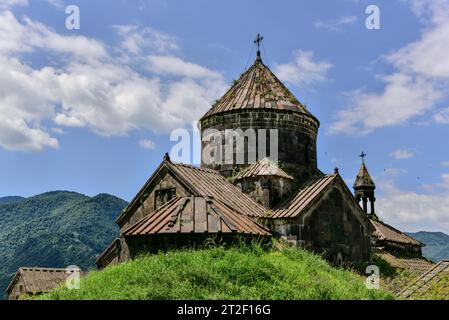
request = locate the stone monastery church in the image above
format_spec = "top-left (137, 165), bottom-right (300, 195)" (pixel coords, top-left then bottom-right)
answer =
top-left (96, 40), bottom-right (431, 271)
top-left (5, 38), bottom-right (435, 300)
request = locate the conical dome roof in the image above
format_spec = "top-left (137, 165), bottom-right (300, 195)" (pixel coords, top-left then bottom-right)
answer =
top-left (354, 163), bottom-right (375, 189)
top-left (200, 57), bottom-right (317, 121)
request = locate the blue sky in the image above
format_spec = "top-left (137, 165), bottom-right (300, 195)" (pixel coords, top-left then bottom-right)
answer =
top-left (1, 0), bottom-right (449, 233)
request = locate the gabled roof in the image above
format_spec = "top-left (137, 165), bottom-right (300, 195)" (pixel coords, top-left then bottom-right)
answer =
top-left (116, 157), bottom-right (268, 225)
top-left (6, 267), bottom-right (75, 295)
top-left (96, 238), bottom-right (121, 269)
top-left (354, 163), bottom-right (375, 189)
top-left (123, 196), bottom-right (271, 237)
top-left (200, 57), bottom-right (317, 121)
top-left (270, 174), bottom-right (338, 218)
top-left (375, 249), bottom-right (433, 275)
top-left (370, 220), bottom-right (423, 246)
top-left (234, 158), bottom-right (293, 181)
top-left (398, 260), bottom-right (449, 299)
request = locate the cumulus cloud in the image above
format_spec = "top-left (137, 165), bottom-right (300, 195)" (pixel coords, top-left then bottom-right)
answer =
top-left (330, 0), bottom-right (449, 135)
top-left (434, 107), bottom-right (449, 123)
top-left (439, 173), bottom-right (449, 189)
top-left (0, 11), bottom-right (227, 151)
top-left (139, 139), bottom-right (156, 150)
top-left (377, 180), bottom-right (449, 233)
top-left (0, 0), bottom-right (27, 9)
top-left (274, 50), bottom-right (332, 88)
top-left (146, 56), bottom-right (222, 79)
top-left (0, 11), bottom-right (106, 59)
top-left (314, 15), bottom-right (358, 32)
top-left (329, 71), bottom-right (441, 135)
top-left (114, 25), bottom-right (179, 55)
top-left (390, 149), bottom-right (415, 160)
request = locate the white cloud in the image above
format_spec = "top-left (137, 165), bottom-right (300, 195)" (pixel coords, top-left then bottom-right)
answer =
top-left (440, 173), bottom-right (449, 189)
top-left (146, 56), bottom-right (222, 79)
top-left (330, 0), bottom-right (449, 134)
top-left (0, 11), bottom-right (106, 60)
top-left (275, 50), bottom-right (332, 88)
top-left (314, 15), bottom-right (358, 32)
top-left (0, 0), bottom-right (27, 9)
top-left (0, 116), bottom-right (58, 151)
top-left (0, 11), bottom-right (227, 152)
top-left (442, 161), bottom-right (449, 167)
top-left (51, 127), bottom-right (64, 135)
top-left (434, 107), bottom-right (449, 123)
top-left (329, 73), bottom-right (440, 134)
top-left (46, 0), bottom-right (64, 9)
top-left (377, 180), bottom-right (449, 233)
top-left (390, 149), bottom-right (415, 160)
top-left (139, 139), bottom-right (156, 150)
top-left (114, 25), bottom-right (179, 55)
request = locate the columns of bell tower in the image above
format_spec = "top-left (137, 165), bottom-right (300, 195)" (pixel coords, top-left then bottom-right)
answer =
top-left (353, 153), bottom-right (376, 217)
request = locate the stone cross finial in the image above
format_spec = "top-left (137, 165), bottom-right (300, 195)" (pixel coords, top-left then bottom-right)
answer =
top-left (254, 34), bottom-right (264, 58)
top-left (359, 151), bottom-right (367, 163)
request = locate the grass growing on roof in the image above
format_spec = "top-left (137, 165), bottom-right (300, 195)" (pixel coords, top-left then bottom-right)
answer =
top-left (39, 242), bottom-right (393, 300)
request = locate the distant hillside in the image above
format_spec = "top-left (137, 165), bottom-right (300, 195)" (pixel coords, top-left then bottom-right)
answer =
top-left (0, 196), bottom-right (25, 205)
top-left (40, 245), bottom-right (392, 300)
top-left (0, 191), bottom-right (127, 299)
top-left (408, 231), bottom-right (449, 262)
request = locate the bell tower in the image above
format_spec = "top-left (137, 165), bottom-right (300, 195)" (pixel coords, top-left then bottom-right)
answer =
top-left (353, 152), bottom-right (376, 217)
top-left (199, 35), bottom-right (320, 185)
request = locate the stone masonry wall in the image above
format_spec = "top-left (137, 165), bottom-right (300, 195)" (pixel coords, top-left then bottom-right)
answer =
top-left (269, 184), bottom-right (372, 264)
top-left (200, 109), bottom-right (320, 186)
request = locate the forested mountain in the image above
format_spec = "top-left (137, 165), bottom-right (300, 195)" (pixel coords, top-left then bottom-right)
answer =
top-left (0, 196), bottom-right (25, 205)
top-left (0, 191), bottom-right (127, 298)
top-left (408, 231), bottom-right (449, 262)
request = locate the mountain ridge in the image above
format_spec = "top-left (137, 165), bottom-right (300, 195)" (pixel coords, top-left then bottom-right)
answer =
top-left (0, 190), bottom-right (127, 299)
top-left (407, 231), bottom-right (449, 262)
top-left (0, 196), bottom-right (25, 205)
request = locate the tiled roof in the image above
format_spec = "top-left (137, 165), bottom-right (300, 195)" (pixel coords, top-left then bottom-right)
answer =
top-left (123, 196), bottom-right (271, 237)
top-left (169, 162), bottom-right (267, 217)
top-left (354, 163), bottom-right (375, 189)
top-left (234, 158), bottom-right (293, 181)
top-left (398, 260), bottom-right (449, 299)
top-left (375, 250), bottom-right (433, 274)
top-left (200, 57), bottom-right (317, 121)
top-left (96, 238), bottom-right (120, 269)
top-left (116, 158), bottom-right (268, 225)
top-left (6, 267), bottom-right (76, 295)
top-left (371, 220), bottom-right (422, 246)
top-left (270, 174), bottom-right (337, 218)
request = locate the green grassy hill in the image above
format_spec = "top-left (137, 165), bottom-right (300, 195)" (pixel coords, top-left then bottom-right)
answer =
top-left (407, 231), bottom-right (449, 262)
top-left (40, 245), bottom-right (392, 300)
top-left (0, 191), bottom-right (127, 299)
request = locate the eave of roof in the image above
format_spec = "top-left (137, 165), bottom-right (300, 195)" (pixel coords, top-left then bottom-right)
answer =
top-left (95, 238), bottom-right (120, 266)
top-left (123, 196), bottom-right (271, 237)
top-left (370, 220), bottom-right (423, 246)
top-left (6, 267), bottom-right (70, 295)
